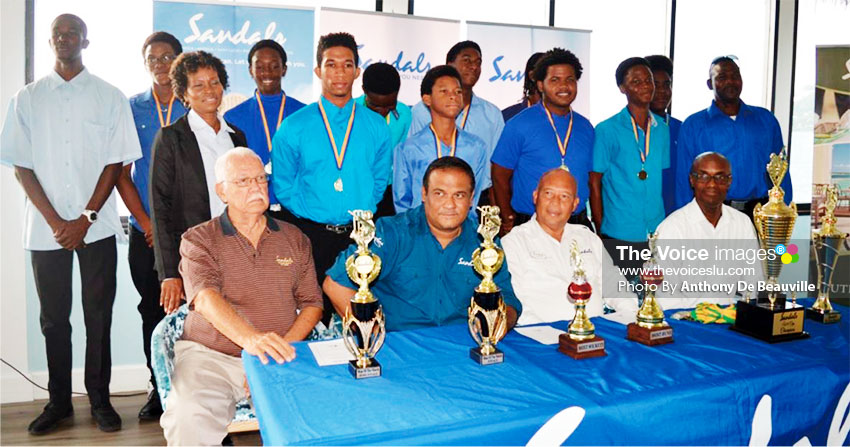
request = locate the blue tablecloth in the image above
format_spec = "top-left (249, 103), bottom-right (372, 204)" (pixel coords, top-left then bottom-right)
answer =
top-left (243, 300), bottom-right (850, 446)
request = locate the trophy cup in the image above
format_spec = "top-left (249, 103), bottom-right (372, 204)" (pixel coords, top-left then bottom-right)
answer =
top-left (468, 206), bottom-right (508, 365)
top-left (627, 232), bottom-right (674, 345)
top-left (341, 210), bottom-right (386, 379)
top-left (732, 150), bottom-right (808, 342)
top-left (808, 184), bottom-right (846, 324)
top-left (558, 240), bottom-right (607, 359)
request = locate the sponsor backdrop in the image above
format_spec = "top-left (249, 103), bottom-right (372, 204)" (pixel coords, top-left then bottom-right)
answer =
top-left (153, 0), bottom-right (315, 107)
top-left (467, 22), bottom-right (591, 115)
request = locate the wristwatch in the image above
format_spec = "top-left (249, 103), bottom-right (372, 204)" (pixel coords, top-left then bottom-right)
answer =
top-left (82, 209), bottom-right (98, 223)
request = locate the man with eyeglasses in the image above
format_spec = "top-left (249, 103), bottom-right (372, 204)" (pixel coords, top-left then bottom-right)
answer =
top-left (675, 56), bottom-right (791, 217)
top-left (117, 30), bottom-right (187, 421)
top-left (654, 152), bottom-right (762, 309)
top-left (161, 147), bottom-right (322, 445)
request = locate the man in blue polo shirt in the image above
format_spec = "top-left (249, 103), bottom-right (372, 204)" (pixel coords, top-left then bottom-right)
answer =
top-left (491, 48), bottom-right (594, 236)
top-left (408, 41), bottom-right (504, 198)
top-left (272, 32), bottom-right (392, 323)
top-left (117, 31), bottom-right (187, 421)
top-left (590, 57), bottom-right (669, 244)
top-left (394, 65), bottom-right (488, 213)
top-left (224, 39), bottom-right (305, 218)
top-left (645, 55), bottom-right (683, 216)
top-left (675, 56), bottom-right (791, 217)
top-left (324, 157), bottom-right (521, 331)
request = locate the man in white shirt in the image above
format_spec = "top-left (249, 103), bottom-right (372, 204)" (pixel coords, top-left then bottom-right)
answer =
top-left (0, 14), bottom-right (140, 435)
top-left (502, 168), bottom-right (637, 326)
top-left (655, 152), bottom-right (763, 309)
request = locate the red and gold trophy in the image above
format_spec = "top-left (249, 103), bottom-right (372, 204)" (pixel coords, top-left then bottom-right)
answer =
top-left (558, 240), bottom-right (607, 359)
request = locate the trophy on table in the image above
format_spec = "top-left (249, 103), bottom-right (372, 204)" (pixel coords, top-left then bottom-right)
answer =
top-left (808, 184), bottom-right (845, 324)
top-left (468, 206), bottom-right (508, 365)
top-left (627, 232), bottom-right (674, 345)
top-left (558, 240), bottom-right (607, 359)
top-left (732, 150), bottom-right (808, 342)
top-left (341, 210), bottom-right (386, 379)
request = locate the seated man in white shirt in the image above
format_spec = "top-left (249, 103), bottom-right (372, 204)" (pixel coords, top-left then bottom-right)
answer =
top-left (655, 151), bottom-right (763, 309)
top-left (502, 168), bottom-right (637, 325)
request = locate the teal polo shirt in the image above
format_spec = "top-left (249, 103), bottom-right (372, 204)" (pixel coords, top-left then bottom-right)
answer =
top-left (326, 205), bottom-right (521, 332)
top-left (592, 107), bottom-right (670, 242)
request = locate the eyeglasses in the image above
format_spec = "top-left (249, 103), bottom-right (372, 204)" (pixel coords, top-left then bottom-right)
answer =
top-left (690, 172), bottom-right (732, 185)
top-left (146, 54), bottom-right (176, 66)
top-left (227, 175), bottom-right (269, 187)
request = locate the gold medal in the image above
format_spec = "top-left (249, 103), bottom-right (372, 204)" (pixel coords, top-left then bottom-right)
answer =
top-left (638, 170), bottom-right (647, 180)
top-left (334, 177), bottom-right (343, 192)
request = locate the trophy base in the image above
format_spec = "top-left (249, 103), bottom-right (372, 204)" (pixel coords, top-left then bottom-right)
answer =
top-left (731, 298), bottom-right (810, 343)
top-left (557, 334), bottom-right (607, 359)
top-left (469, 347), bottom-right (504, 365)
top-left (806, 308), bottom-right (842, 324)
top-left (348, 359), bottom-right (382, 379)
top-left (626, 323), bottom-right (674, 346)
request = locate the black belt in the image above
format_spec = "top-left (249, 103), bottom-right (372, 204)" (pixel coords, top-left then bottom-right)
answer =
top-left (282, 208), bottom-right (353, 235)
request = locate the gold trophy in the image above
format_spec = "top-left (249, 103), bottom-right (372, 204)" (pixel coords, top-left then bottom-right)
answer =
top-left (808, 184), bottom-right (845, 324)
top-left (627, 232), bottom-right (674, 345)
top-left (341, 210), bottom-right (386, 379)
top-left (468, 206), bottom-right (508, 365)
top-left (558, 240), bottom-right (607, 359)
top-left (732, 150), bottom-right (808, 342)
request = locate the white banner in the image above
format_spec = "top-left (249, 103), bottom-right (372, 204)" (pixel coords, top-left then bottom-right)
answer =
top-left (467, 22), bottom-right (591, 116)
top-left (319, 8), bottom-right (461, 106)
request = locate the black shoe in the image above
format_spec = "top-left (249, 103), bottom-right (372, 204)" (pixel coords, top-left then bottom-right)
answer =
top-left (28, 403), bottom-right (74, 435)
top-left (90, 403), bottom-right (122, 432)
top-left (138, 390), bottom-right (163, 421)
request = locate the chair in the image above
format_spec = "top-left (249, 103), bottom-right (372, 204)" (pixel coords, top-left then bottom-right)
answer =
top-left (151, 304), bottom-right (343, 433)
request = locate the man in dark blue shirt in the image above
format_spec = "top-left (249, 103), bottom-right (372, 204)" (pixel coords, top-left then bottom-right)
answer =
top-left (501, 52), bottom-right (544, 123)
top-left (645, 55), bottom-right (683, 216)
top-left (324, 157), bottom-right (521, 331)
top-left (224, 39), bottom-right (305, 219)
top-left (116, 31), bottom-right (187, 421)
top-left (675, 56), bottom-right (791, 217)
top-left (491, 48), bottom-right (594, 236)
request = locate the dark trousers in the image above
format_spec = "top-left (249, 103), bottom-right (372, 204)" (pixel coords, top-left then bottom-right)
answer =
top-left (515, 210), bottom-right (594, 232)
top-left (724, 197), bottom-right (768, 226)
top-left (278, 208), bottom-right (354, 324)
top-left (374, 185), bottom-right (396, 219)
top-left (128, 226), bottom-right (164, 388)
top-left (598, 233), bottom-right (649, 282)
top-left (30, 236), bottom-right (117, 409)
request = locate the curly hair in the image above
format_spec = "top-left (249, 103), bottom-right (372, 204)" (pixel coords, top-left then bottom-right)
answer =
top-left (615, 57), bottom-right (651, 86)
top-left (533, 48), bottom-right (583, 84)
top-left (316, 32), bottom-right (359, 66)
top-left (169, 51), bottom-right (229, 103)
top-left (420, 65), bottom-right (461, 96)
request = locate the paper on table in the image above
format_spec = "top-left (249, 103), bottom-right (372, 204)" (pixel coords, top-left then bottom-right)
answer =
top-left (514, 325), bottom-right (564, 345)
top-left (600, 311), bottom-right (634, 326)
top-left (308, 339), bottom-right (356, 367)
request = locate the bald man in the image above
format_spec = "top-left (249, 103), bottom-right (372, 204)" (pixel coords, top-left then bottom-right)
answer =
top-left (502, 168), bottom-right (637, 326)
top-left (654, 152), bottom-right (763, 309)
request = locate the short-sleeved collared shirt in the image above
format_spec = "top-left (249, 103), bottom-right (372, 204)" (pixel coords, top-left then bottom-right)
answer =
top-left (179, 210), bottom-right (323, 357)
top-left (224, 90), bottom-right (305, 206)
top-left (326, 206), bottom-right (522, 332)
top-left (129, 88), bottom-right (188, 231)
top-left (675, 100), bottom-right (790, 209)
top-left (393, 125), bottom-right (489, 213)
top-left (354, 94), bottom-right (411, 149)
top-left (592, 107), bottom-right (670, 242)
top-left (491, 103), bottom-right (595, 215)
top-left (502, 218), bottom-right (637, 326)
top-left (408, 94), bottom-right (504, 188)
top-left (0, 68), bottom-right (142, 250)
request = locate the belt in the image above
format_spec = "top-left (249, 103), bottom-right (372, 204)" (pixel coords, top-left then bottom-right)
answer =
top-left (322, 223), bottom-right (353, 234)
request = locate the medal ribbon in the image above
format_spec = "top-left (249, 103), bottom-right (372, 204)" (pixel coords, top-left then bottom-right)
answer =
top-left (543, 104), bottom-right (573, 162)
top-left (256, 91), bottom-right (286, 152)
top-left (429, 124), bottom-right (457, 158)
top-left (318, 100), bottom-right (356, 170)
top-left (629, 114), bottom-right (651, 166)
top-left (459, 103), bottom-right (471, 130)
top-left (152, 88), bottom-right (175, 128)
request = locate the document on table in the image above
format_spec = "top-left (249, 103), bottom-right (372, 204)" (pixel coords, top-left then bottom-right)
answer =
top-left (514, 325), bottom-right (564, 345)
top-left (308, 339), bottom-right (356, 366)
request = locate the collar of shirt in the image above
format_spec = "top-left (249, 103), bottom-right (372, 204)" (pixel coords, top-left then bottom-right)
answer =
top-left (410, 205), bottom-right (478, 250)
top-left (256, 89), bottom-right (286, 102)
top-left (706, 99), bottom-right (753, 120)
top-left (319, 95), bottom-right (355, 121)
top-left (219, 207), bottom-right (281, 236)
top-left (188, 108), bottom-right (234, 136)
top-left (616, 105), bottom-right (659, 130)
top-left (682, 198), bottom-right (733, 232)
top-left (47, 67), bottom-right (91, 90)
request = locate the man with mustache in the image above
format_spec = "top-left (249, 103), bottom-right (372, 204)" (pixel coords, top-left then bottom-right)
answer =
top-left (675, 57), bottom-right (791, 216)
top-left (0, 13), bottom-right (141, 434)
top-left (491, 48), bottom-right (594, 236)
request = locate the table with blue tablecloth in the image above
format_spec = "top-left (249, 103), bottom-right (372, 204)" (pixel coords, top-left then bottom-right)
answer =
top-left (243, 301), bottom-right (849, 446)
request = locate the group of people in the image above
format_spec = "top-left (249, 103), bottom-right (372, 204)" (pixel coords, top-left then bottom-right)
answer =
top-left (0, 12), bottom-right (787, 445)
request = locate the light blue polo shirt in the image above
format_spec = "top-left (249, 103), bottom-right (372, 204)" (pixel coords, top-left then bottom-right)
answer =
top-left (592, 107), bottom-right (670, 242)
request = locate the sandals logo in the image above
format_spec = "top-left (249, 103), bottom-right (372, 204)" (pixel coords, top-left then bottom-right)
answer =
top-left (775, 244), bottom-right (799, 264)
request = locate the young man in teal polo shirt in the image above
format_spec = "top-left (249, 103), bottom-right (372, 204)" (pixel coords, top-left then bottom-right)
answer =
top-left (323, 157), bottom-right (521, 331)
